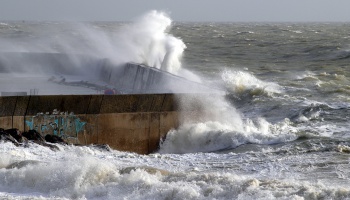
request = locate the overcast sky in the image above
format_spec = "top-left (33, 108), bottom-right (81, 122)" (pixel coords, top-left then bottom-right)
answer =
top-left (1, 0), bottom-right (350, 22)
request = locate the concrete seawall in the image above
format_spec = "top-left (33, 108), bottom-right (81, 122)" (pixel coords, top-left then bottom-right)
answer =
top-left (0, 94), bottom-right (195, 154)
top-left (0, 53), bottom-right (216, 154)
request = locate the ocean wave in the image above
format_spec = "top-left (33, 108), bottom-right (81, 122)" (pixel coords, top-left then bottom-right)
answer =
top-left (1, 139), bottom-right (350, 199)
top-left (2, 161), bottom-right (349, 200)
top-left (290, 30), bottom-right (303, 34)
top-left (0, 22), bottom-right (9, 27)
top-left (289, 103), bottom-right (325, 123)
top-left (221, 70), bottom-right (282, 97)
top-left (158, 119), bottom-right (297, 154)
top-left (236, 31), bottom-right (255, 35)
top-left (330, 48), bottom-right (350, 60)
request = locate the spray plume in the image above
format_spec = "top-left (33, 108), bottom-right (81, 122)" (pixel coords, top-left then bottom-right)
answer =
top-left (0, 10), bottom-right (186, 75)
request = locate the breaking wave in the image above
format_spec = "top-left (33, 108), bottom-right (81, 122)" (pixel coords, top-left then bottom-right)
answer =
top-left (221, 70), bottom-right (281, 97)
top-left (159, 92), bottom-right (296, 154)
top-left (158, 119), bottom-right (296, 154)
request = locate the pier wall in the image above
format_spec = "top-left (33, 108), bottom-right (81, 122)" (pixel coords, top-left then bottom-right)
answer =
top-left (0, 94), bottom-right (196, 154)
top-left (0, 53), bottom-right (215, 154)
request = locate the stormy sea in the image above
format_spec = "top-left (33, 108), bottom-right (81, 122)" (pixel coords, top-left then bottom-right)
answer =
top-left (1, 11), bottom-right (350, 199)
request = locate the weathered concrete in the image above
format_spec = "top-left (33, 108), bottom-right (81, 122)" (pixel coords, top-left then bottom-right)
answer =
top-left (0, 94), bottom-right (187, 154)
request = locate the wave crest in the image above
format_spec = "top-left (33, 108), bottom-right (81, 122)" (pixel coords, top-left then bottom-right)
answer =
top-left (222, 70), bottom-right (281, 97)
top-left (159, 118), bottom-right (296, 154)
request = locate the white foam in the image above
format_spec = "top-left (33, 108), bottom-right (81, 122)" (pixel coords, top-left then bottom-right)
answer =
top-left (159, 93), bottom-right (296, 154)
top-left (0, 10), bottom-right (186, 77)
top-left (107, 10), bottom-right (186, 74)
top-left (159, 119), bottom-right (296, 154)
top-left (2, 140), bottom-right (350, 199)
top-left (222, 70), bottom-right (281, 96)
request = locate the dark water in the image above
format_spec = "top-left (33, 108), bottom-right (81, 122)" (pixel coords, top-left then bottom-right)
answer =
top-left (1, 19), bottom-right (350, 199)
top-left (178, 22), bottom-right (350, 134)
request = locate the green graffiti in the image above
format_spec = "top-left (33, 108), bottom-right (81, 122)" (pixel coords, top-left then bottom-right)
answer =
top-left (25, 111), bottom-right (86, 140)
top-left (25, 119), bottom-right (34, 130)
top-left (75, 118), bottom-right (86, 134)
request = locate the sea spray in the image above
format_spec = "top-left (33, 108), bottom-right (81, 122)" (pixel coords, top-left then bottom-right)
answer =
top-left (159, 74), bottom-right (295, 154)
top-left (120, 10), bottom-right (186, 74)
top-left (0, 11), bottom-right (187, 77)
top-left (159, 116), bottom-right (297, 154)
top-left (156, 73), bottom-right (269, 154)
top-left (73, 10), bottom-right (187, 74)
top-left (1, 16), bottom-right (350, 200)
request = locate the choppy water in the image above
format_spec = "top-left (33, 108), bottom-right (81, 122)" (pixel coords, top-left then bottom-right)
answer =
top-left (1, 14), bottom-right (350, 199)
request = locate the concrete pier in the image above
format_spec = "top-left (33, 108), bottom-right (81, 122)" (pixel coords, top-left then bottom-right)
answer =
top-left (0, 52), bottom-right (220, 154)
top-left (0, 94), bottom-right (191, 154)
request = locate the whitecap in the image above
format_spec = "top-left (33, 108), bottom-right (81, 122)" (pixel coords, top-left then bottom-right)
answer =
top-left (221, 70), bottom-right (282, 97)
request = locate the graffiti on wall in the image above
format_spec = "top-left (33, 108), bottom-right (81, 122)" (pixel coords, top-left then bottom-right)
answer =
top-left (25, 110), bottom-right (86, 141)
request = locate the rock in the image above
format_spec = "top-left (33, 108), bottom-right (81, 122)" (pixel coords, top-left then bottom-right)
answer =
top-left (4, 129), bottom-right (22, 141)
top-left (29, 140), bottom-right (59, 151)
top-left (4, 128), bottom-right (27, 144)
top-left (22, 130), bottom-right (59, 151)
top-left (0, 129), bottom-right (20, 146)
top-left (22, 130), bottom-right (45, 142)
top-left (45, 134), bottom-right (67, 144)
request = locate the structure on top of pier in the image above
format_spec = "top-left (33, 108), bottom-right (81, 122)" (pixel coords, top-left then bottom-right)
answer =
top-left (0, 52), bottom-right (221, 154)
top-left (0, 52), bottom-right (222, 96)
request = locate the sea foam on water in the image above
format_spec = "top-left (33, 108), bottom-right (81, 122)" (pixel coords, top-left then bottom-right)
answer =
top-left (159, 90), bottom-right (297, 154)
top-left (1, 141), bottom-right (349, 200)
top-left (221, 70), bottom-right (281, 96)
top-left (3, 10), bottom-right (349, 200)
